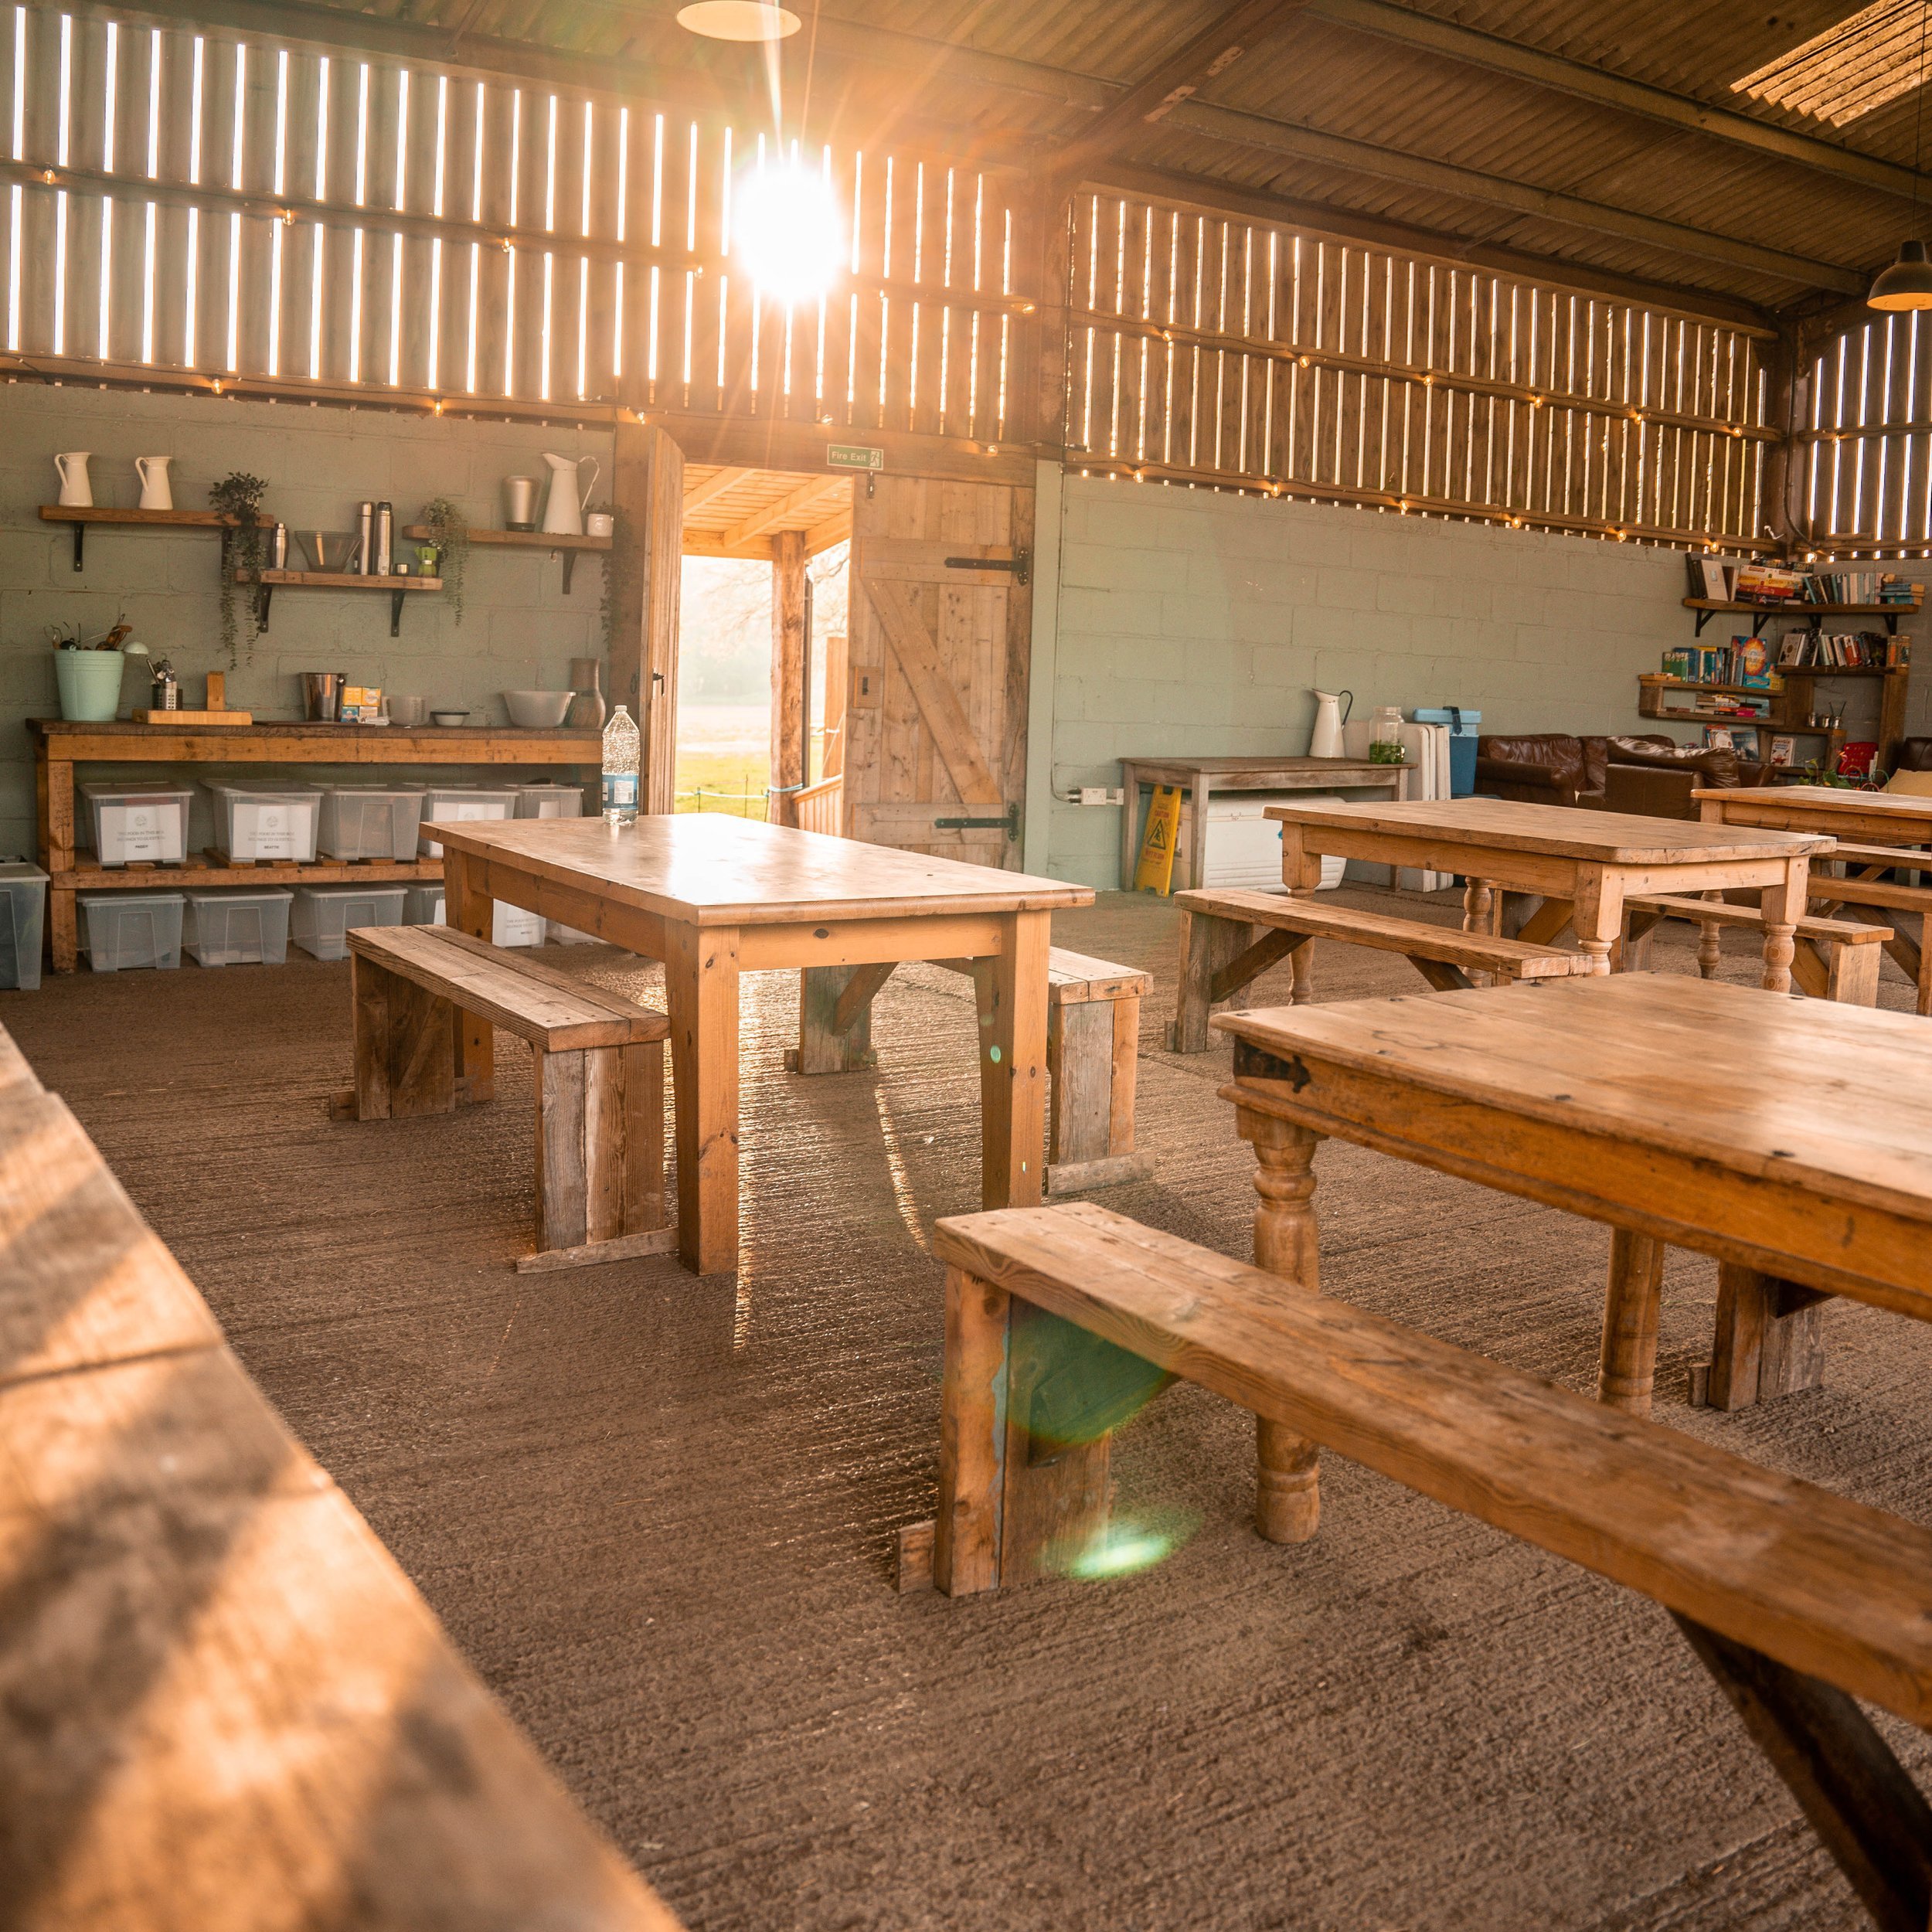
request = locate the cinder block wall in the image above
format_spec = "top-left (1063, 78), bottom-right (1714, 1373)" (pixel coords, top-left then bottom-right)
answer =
top-left (0, 383), bottom-right (614, 857)
top-left (1043, 474), bottom-right (1918, 888)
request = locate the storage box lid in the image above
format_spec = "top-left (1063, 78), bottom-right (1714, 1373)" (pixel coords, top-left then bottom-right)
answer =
top-left (421, 786), bottom-right (521, 804)
top-left (77, 890), bottom-right (186, 906)
top-left (1410, 708), bottom-right (1482, 725)
top-left (80, 783), bottom-right (195, 801)
top-left (505, 781), bottom-right (583, 793)
top-left (293, 884), bottom-right (410, 902)
top-left (0, 861), bottom-right (48, 883)
top-left (315, 783), bottom-right (426, 795)
top-left (203, 782), bottom-right (325, 801)
top-left (185, 888), bottom-right (294, 906)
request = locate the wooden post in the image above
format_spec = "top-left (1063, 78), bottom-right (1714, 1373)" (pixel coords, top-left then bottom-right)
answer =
top-left (1760, 318), bottom-right (1806, 559)
top-left (770, 529), bottom-right (807, 828)
top-left (611, 423), bottom-right (684, 815)
top-left (977, 909), bottom-right (1053, 1209)
top-left (664, 919), bottom-right (741, 1276)
top-left (820, 631), bottom-right (848, 782)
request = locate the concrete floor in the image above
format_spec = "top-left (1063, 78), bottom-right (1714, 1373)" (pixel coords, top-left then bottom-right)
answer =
top-left (11, 886), bottom-right (1932, 1931)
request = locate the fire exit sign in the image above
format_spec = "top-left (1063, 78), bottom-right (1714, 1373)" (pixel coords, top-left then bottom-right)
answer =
top-left (826, 443), bottom-right (885, 472)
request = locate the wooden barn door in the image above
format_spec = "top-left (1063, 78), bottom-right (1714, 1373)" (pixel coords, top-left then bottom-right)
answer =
top-left (842, 474), bottom-right (1034, 869)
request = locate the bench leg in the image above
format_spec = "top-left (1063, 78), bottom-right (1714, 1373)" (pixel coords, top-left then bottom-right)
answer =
top-left (1674, 1615), bottom-right (1932, 1932)
top-left (787, 962), bottom-right (888, 1074)
top-left (351, 953), bottom-right (456, 1121)
top-left (1598, 1228), bottom-right (1664, 1414)
top-left (1045, 996), bottom-right (1156, 1196)
top-left (1825, 939), bottom-right (1881, 1006)
top-left (933, 1266), bottom-right (1133, 1597)
top-left (1709, 1264), bottom-right (1828, 1410)
top-left (1241, 1111), bottom-right (1325, 1545)
top-left (1172, 913), bottom-right (1301, 1050)
top-left (533, 1042), bottom-right (671, 1257)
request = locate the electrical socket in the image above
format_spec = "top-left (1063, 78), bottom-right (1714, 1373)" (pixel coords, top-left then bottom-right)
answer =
top-left (1076, 786), bottom-right (1124, 806)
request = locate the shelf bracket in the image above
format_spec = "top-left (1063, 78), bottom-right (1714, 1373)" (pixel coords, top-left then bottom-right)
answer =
top-left (254, 582), bottom-right (274, 632)
top-left (390, 588), bottom-right (406, 638)
top-left (1693, 607), bottom-right (1713, 636)
top-left (69, 520), bottom-right (84, 572)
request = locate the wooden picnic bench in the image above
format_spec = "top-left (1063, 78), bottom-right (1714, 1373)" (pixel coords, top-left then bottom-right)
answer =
top-left (1168, 887), bottom-right (1591, 1052)
top-left (789, 947), bottom-right (1157, 1195)
top-left (339, 923), bottom-right (672, 1271)
top-left (911, 1199), bottom-right (1932, 1932)
top-left (1804, 855), bottom-right (1932, 1015)
top-left (0, 1026), bottom-right (680, 1932)
top-left (1623, 895), bottom-right (1893, 1005)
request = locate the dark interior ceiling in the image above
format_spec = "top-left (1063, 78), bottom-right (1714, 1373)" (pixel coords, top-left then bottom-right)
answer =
top-left (100, 0), bottom-right (1932, 325)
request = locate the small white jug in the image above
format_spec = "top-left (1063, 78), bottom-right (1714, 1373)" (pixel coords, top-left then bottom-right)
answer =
top-left (135, 455), bottom-right (173, 511)
top-left (54, 452), bottom-right (93, 508)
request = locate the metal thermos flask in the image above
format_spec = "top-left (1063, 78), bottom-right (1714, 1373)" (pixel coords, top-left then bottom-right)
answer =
top-left (374, 502), bottom-right (393, 576)
top-left (357, 500), bottom-right (374, 574)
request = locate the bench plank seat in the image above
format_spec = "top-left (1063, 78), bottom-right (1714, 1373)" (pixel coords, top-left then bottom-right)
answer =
top-left (1170, 887), bottom-right (1590, 1051)
top-left (1625, 894), bottom-right (1891, 1005)
top-left (922, 1199), bottom-right (1932, 1927)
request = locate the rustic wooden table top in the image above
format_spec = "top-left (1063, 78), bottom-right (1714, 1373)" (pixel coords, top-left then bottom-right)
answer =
top-left (1697, 785), bottom-right (1932, 825)
top-left (1216, 975), bottom-right (1932, 1230)
top-left (434, 812), bottom-right (1094, 926)
top-left (1262, 795), bottom-right (1834, 864)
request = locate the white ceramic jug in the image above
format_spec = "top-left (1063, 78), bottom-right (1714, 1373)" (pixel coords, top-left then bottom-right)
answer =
top-left (54, 452), bottom-right (93, 508)
top-left (1309, 688), bottom-right (1352, 759)
top-left (135, 455), bottom-right (173, 511)
top-left (539, 452), bottom-right (600, 536)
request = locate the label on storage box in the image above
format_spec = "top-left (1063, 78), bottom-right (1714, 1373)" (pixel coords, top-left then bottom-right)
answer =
top-left (105, 801), bottom-right (182, 864)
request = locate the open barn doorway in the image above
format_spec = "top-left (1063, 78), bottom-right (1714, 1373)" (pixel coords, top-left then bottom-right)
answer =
top-left (675, 468), bottom-right (852, 823)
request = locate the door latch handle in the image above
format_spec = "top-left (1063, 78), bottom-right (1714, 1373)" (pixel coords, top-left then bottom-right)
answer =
top-left (944, 546), bottom-right (1031, 588)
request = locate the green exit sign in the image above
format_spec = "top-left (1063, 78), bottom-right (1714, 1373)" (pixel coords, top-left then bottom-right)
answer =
top-left (826, 443), bottom-right (885, 472)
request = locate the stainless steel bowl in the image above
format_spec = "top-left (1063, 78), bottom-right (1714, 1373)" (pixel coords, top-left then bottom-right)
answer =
top-left (299, 529), bottom-right (358, 573)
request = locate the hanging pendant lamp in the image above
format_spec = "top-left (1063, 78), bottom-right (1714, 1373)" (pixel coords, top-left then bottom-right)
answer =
top-left (1872, 0), bottom-right (1932, 308)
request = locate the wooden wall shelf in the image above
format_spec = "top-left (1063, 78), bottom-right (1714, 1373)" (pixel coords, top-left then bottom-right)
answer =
top-left (1683, 597), bottom-right (1922, 637)
top-left (40, 503), bottom-right (235, 570)
top-left (401, 523), bottom-right (611, 594)
top-left (238, 568), bottom-right (444, 637)
top-left (1638, 662), bottom-right (1908, 771)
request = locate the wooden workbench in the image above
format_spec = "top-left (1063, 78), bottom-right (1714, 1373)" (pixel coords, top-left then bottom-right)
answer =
top-left (28, 718), bottom-right (600, 972)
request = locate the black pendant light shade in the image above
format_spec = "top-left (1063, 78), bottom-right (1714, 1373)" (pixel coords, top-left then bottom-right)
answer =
top-left (1871, 240), bottom-right (1932, 310)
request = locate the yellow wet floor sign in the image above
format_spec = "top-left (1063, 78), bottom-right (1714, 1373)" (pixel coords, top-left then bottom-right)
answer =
top-left (1132, 784), bottom-right (1183, 894)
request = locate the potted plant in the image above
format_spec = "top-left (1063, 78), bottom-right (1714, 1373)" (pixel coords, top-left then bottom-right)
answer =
top-left (420, 496), bottom-right (471, 626)
top-left (209, 471), bottom-right (268, 665)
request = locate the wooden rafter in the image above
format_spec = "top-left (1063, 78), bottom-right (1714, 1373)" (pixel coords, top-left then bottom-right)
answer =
top-left (716, 477), bottom-right (851, 551)
top-left (681, 468), bottom-right (757, 517)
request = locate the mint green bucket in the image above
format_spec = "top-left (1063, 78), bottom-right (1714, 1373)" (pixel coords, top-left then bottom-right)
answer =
top-left (54, 649), bottom-right (128, 721)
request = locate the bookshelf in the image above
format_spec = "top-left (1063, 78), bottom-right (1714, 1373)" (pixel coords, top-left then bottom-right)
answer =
top-left (1682, 597), bottom-right (1920, 638)
top-left (1638, 663), bottom-right (1908, 772)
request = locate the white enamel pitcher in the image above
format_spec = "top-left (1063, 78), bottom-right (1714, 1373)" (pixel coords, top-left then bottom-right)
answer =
top-left (540, 452), bottom-right (600, 536)
top-left (1309, 688), bottom-right (1352, 759)
top-left (135, 455), bottom-right (173, 511)
top-left (54, 452), bottom-right (93, 508)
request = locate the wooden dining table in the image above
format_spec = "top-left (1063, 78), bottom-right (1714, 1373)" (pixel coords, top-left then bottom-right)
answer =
top-left (1264, 795), bottom-right (1832, 990)
top-left (431, 814), bottom-right (1093, 1275)
top-left (1213, 975), bottom-right (1932, 1478)
top-left (1695, 782), bottom-right (1932, 849)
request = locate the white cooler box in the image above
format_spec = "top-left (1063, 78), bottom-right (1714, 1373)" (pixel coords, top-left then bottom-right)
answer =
top-left (506, 781), bottom-right (587, 819)
top-left (317, 785), bottom-right (425, 862)
top-left (80, 784), bottom-right (192, 867)
top-left (291, 884), bottom-right (408, 961)
top-left (417, 787), bottom-right (521, 859)
top-left (78, 890), bottom-right (184, 971)
top-left (185, 888), bottom-right (293, 966)
top-left (203, 783), bottom-right (321, 863)
top-left (401, 883), bottom-right (542, 947)
top-left (1170, 794), bottom-right (1344, 894)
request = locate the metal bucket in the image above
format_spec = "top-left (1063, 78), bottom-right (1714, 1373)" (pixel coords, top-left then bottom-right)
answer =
top-left (503, 475), bottom-right (539, 530)
top-left (301, 672), bottom-right (346, 721)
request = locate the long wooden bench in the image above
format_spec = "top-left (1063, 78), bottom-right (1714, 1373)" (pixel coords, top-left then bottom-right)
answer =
top-left (1808, 868), bottom-right (1932, 1015)
top-left (1168, 886), bottom-right (1593, 1052)
top-left (340, 924), bottom-right (672, 1271)
top-left (910, 1200), bottom-right (1932, 1930)
top-left (0, 1029), bottom-right (681, 1931)
top-left (787, 949), bottom-right (1157, 1195)
top-left (1624, 894), bottom-right (1893, 1005)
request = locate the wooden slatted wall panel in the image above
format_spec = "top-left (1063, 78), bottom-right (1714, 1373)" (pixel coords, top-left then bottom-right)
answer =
top-left (1802, 312), bottom-right (1932, 559)
top-left (0, 4), bottom-right (1022, 441)
top-left (1065, 189), bottom-right (1774, 550)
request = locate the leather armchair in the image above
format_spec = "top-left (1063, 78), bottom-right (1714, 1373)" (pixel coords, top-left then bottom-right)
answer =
top-left (1476, 733), bottom-right (1596, 807)
top-left (1893, 739), bottom-right (1932, 773)
top-left (1601, 736), bottom-right (1760, 818)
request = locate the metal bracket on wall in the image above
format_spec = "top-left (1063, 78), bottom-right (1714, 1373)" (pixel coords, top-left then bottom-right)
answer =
top-left (66, 520), bottom-right (84, 571)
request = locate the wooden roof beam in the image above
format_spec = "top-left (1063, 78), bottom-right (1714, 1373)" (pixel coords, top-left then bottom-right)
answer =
top-left (1053, 0), bottom-right (1309, 179)
top-left (1304, 0), bottom-right (1932, 205)
top-left (1162, 100), bottom-right (1869, 295)
top-left (717, 477), bottom-right (851, 550)
top-left (681, 467), bottom-right (757, 516)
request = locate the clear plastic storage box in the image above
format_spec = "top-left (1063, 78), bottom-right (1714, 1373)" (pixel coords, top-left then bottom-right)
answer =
top-left (78, 890), bottom-right (185, 971)
top-left (0, 861), bottom-right (48, 990)
top-left (316, 785), bottom-right (425, 862)
top-left (291, 884), bottom-right (409, 961)
top-left (400, 882), bottom-right (541, 947)
top-left (203, 783), bottom-right (323, 862)
top-left (417, 787), bottom-right (522, 859)
top-left (184, 888), bottom-right (293, 967)
top-left (506, 781), bottom-right (587, 820)
top-left (547, 919), bottom-right (597, 945)
top-left (80, 784), bottom-right (194, 866)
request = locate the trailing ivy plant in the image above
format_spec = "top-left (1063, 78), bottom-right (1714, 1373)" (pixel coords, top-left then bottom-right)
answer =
top-left (600, 506), bottom-right (633, 659)
top-left (420, 495), bottom-right (471, 627)
top-left (209, 471), bottom-right (268, 667)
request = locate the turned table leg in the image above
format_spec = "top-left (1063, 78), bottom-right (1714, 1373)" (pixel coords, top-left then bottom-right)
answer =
top-left (1599, 1228), bottom-right (1665, 1414)
top-left (1237, 1108), bottom-right (1325, 1545)
top-left (1758, 857), bottom-right (1808, 996)
top-left (1570, 869), bottom-right (1622, 976)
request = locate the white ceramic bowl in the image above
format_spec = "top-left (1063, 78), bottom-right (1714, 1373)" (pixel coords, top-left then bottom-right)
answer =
top-left (430, 709), bottom-right (470, 727)
top-left (504, 689), bottom-right (574, 728)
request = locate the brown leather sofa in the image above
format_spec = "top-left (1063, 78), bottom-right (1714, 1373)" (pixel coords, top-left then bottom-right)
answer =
top-left (1475, 733), bottom-right (1611, 807)
top-left (1600, 735), bottom-right (1759, 818)
top-left (1894, 739), bottom-right (1932, 773)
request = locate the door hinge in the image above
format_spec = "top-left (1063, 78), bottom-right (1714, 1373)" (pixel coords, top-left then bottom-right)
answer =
top-left (934, 803), bottom-right (1020, 841)
top-left (944, 546), bottom-right (1031, 588)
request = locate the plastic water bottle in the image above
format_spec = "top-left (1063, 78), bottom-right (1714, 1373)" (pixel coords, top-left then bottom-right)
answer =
top-left (602, 704), bottom-right (640, 825)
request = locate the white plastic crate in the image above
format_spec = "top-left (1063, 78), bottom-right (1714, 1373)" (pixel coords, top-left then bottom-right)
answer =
top-left (403, 883), bottom-right (444, 927)
top-left (0, 861), bottom-right (48, 990)
top-left (417, 787), bottom-right (522, 859)
top-left (396, 883), bottom-right (541, 948)
top-left (184, 889), bottom-right (293, 967)
top-left (505, 781), bottom-right (587, 820)
top-left (290, 884), bottom-right (409, 961)
top-left (546, 919), bottom-right (598, 945)
top-left (80, 784), bottom-right (192, 866)
top-left (316, 785), bottom-right (425, 862)
top-left (203, 783), bottom-right (322, 862)
top-left (78, 891), bottom-right (184, 971)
